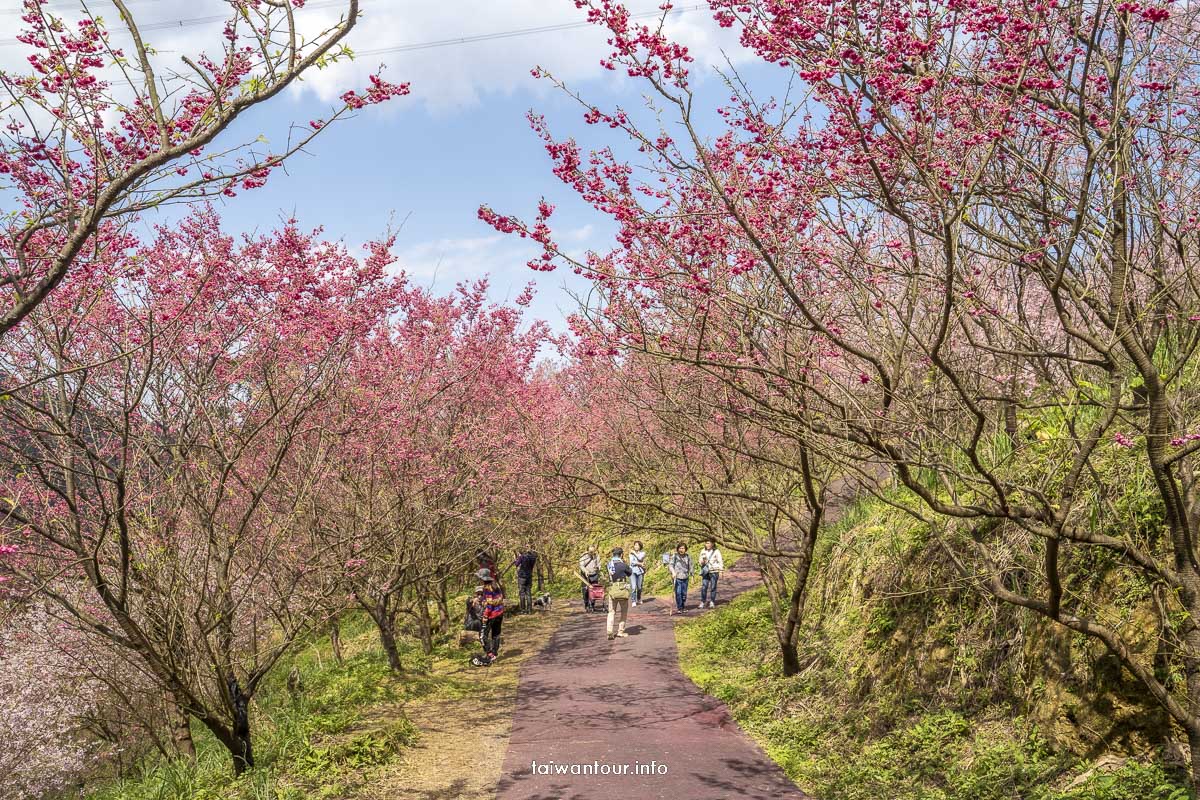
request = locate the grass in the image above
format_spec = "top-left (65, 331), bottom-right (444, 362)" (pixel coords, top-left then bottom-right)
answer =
top-left (366, 602), bottom-right (568, 800)
top-left (675, 576), bottom-right (1193, 800)
top-left (83, 600), bottom-right (565, 800)
top-left (85, 614), bottom-right (425, 800)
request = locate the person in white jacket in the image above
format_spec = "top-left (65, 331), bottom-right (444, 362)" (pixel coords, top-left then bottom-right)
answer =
top-left (699, 540), bottom-right (724, 609)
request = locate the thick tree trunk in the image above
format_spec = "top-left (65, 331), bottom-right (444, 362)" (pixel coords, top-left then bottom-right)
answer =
top-left (781, 641), bottom-right (802, 677)
top-left (230, 731), bottom-right (254, 775)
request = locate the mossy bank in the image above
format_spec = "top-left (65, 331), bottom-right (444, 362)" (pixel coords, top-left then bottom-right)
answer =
top-left (676, 496), bottom-right (1194, 800)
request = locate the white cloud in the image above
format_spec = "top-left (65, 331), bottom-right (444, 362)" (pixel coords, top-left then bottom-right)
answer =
top-left (396, 232), bottom-right (518, 281)
top-left (395, 222), bottom-right (595, 282)
top-left (391, 225), bottom-right (598, 330)
top-left (0, 1), bottom-right (752, 113)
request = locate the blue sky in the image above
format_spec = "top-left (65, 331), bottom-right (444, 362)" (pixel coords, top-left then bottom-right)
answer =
top-left (1, 0), bottom-right (777, 329)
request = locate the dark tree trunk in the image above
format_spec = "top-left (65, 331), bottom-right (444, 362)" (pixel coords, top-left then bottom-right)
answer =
top-left (226, 676), bottom-right (254, 774)
top-left (378, 616), bottom-right (404, 672)
top-left (781, 641), bottom-right (802, 677)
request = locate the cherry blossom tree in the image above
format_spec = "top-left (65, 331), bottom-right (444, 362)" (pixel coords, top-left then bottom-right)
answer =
top-left (315, 280), bottom-right (557, 667)
top-left (0, 605), bottom-right (110, 800)
top-left (483, 0), bottom-right (1200, 783)
top-left (0, 208), bottom-right (404, 773)
top-left (0, 0), bottom-right (408, 337)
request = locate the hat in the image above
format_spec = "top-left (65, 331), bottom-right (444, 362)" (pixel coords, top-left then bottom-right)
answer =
top-left (475, 568), bottom-right (493, 582)
top-left (611, 546), bottom-right (624, 557)
top-left (473, 585), bottom-right (485, 594)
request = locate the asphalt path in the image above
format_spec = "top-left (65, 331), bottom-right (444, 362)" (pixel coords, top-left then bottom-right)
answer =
top-left (495, 558), bottom-right (813, 800)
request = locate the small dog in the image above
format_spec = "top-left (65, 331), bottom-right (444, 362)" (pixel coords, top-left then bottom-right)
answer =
top-left (532, 592), bottom-right (552, 611)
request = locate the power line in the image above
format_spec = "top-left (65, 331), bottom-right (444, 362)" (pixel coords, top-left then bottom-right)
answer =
top-left (0, 3), bottom-right (706, 55)
top-left (0, 0), bottom-right (164, 16)
top-left (0, 0), bottom-right (348, 45)
top-left (354, 5), bottom-right (706, 58)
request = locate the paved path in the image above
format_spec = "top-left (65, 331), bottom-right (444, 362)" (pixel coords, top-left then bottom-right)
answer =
top-left (495, 559), bottom-right (813, 800)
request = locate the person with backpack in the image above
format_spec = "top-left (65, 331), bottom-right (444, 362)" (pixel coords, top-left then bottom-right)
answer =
top-left (668, 543), bottom-right (693, 614)
top-left (699, 540), bottom-right (725, 609)
top-left (471, 568), bottom-right (505, 666)
top-left (578, 545), bottom-right (602, 612)
top-left (606, 547), bottom-right (632, 640)
top-left (628, 540), bottom-right (647, 606)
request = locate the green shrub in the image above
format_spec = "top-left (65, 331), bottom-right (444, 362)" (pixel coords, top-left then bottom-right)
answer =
top-left (1048, 762), bottom-right (1192, 800)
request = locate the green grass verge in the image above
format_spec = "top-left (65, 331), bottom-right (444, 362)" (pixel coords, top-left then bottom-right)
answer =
top-left (84, 612), bottom-right (484, 800)
top-left (676, 588), bottom-right (1192, 800)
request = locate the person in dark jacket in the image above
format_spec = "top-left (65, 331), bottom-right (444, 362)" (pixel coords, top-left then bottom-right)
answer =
top-left (514, 548), bottom-right (538, 613)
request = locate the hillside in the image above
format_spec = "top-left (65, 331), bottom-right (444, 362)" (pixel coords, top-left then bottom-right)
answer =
top-left (676, 496), bottom-right (1194, 800)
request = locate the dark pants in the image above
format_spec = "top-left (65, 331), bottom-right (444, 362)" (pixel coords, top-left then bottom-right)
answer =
top-left (673, 578), bottom-right (689, 611)
top-left (481, 615), bottom-right (503, 656)
top-left (701, 572), bottom-right (719, 605)
top-left (518, 573), bottom-right (533, 612)
top-left (582, 574), bottom-right (599, 609)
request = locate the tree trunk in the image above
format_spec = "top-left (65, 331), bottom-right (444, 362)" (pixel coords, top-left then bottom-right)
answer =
top-left (416, 597), bottom-right (434, 655)
top-left (169, 696), bottom-right (195, 762)
top-left (378, 616), bottom-right (404, 672)
top-left (781, 640), bottom-right (802, 677)
top-left (226, 676), bottom-right (254, 774)
top-left (231, 730), bottom-right (254, 775)
top-left (435, 578), bottom-right (451, 633)
top-left (330, 620), bottom-right (344, 667)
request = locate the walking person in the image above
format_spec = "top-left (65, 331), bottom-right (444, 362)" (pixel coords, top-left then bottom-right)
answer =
top-left (606, 547), bottom-right (632, 640)
top-left (668, 543), bottom-right (692, 614)
top-left (471, 568), bottom-right (505, 666)
top-left (514, 547), bottom-right (537, 614)
top-left (628, 540), bottom-right (647, 606)
top-left (699, 540), bottom-right (724, 609)
top-left (578, 545), bottom-right (602, 612)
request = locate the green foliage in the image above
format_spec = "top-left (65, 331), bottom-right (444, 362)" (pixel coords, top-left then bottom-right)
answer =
top-left (677, 586), bottom-right (1193, 800)
top-left (85, 614), bottom-right (422, 800)
top-left (290, 720), bottom-right (419, 782)
top-left (1047, 762), bottom-right (1193, 800)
